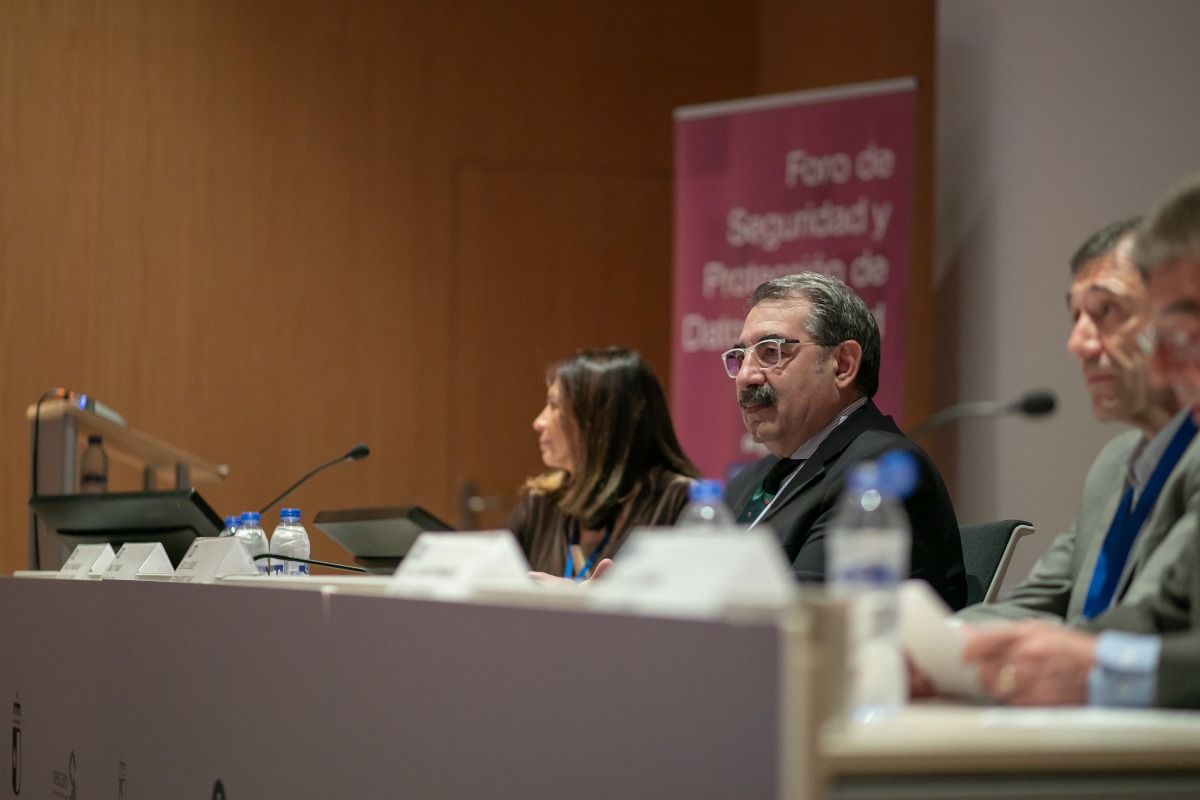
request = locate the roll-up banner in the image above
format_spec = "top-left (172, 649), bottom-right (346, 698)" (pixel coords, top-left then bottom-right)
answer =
top-left (671, 78), bottom-right (917, 481)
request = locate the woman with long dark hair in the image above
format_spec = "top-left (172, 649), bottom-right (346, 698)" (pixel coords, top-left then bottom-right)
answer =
top-left (505, 347), bottom-right (698, 579)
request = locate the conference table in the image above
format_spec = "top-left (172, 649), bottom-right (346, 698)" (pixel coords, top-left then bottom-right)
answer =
top-left (826, 704), bottom-right (1200, 799)
top-left (4, 572), bottom-right (1200, 800)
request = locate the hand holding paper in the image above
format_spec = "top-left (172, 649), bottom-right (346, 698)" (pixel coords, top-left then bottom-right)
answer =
top-left (898, 580), bottom-right (985, 699)
top-left (962, 620), bottom-right (1096, 706)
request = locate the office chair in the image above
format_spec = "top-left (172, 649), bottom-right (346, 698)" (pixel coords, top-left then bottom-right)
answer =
top-left (959, 519), bottom-right (1035, 607)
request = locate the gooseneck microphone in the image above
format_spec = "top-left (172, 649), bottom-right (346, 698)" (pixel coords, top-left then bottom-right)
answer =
top-left (907, 389), bottom-right (1057, 440)
top-left (259, 443), bottom-right (371, 515)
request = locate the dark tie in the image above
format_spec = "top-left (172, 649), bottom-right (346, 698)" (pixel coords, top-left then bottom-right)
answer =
top-left (1081, 414), bottom-right (1199, 618)
top-left (738, 457), bottom-right (801, 523)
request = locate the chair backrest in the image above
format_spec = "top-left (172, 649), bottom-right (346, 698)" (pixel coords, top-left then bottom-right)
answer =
top-left (959, 519), bottom-right (1035, 607)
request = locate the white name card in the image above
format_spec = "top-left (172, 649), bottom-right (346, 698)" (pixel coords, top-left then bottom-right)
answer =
top-left (386, 531), bottom-right (531, 601)
top-left (171, 538), bottom-right (259, 584)
top-left (102, 542), bottom-right (175, 580)
top-left (587, 527), bottom-right (797, 618)
top-left (57, 543), bottom-right (116, 580)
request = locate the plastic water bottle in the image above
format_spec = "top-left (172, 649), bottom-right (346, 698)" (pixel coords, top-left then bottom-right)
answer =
top-left (269, 507), bottom-right (311, 576)
top-left (79, 435), bottom-right (108, 493)
top-left (677, 479), bottom-right (738, 528)
top-left (218, 515), bottom-right (239, 537)
top-left (234, 511), bottom-right (270, 574)
top-left (825, 451), bottom-right (917, 721)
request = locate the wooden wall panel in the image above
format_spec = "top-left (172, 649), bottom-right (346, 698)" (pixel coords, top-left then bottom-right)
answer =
top-left (0, 0), bottom-right (933, 573)
top-left (451, 165), bottom-right (677, 528)
top-left (0, 0), bottom-right (756, 572)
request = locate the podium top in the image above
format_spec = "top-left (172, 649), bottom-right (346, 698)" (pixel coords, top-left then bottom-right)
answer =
top-left (27, 398), bottom-right (229, 485)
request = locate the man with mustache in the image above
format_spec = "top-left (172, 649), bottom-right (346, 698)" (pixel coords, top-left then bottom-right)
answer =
top-left (723, 273), bottom-right (968, 609)
top-left (957, 218), bottom-right (1197, 627)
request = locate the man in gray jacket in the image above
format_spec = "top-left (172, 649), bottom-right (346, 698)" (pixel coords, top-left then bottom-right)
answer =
top-left (958, 217), bottom-right (1200, 625)
top-left (963, 174), bottom-right (1200, 708)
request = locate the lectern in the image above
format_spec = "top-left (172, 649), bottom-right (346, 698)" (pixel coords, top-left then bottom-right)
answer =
top-left (26, 398), bottom-right (228, 569)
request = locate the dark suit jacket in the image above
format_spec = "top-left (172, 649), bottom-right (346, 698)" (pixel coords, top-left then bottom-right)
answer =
top-left (725, 399), bottom-right (968, 610)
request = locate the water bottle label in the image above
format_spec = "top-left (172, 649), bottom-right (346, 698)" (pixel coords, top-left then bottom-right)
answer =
top-left (834, 563), bottom-right (901, 586)
top-left (270, 560), bottom-right (309, 576)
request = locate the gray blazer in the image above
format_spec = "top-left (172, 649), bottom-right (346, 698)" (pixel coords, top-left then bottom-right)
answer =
top-left (958, 426), bottom-right (1200, 626)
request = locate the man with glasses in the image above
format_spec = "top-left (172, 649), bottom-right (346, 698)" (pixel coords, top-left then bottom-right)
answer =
top-left (723, 273), bottom-right (968, 610)
top-left (962, 174), bottom-right (1200, 708)
top-left (956, 218), bottom-right (1199, 628)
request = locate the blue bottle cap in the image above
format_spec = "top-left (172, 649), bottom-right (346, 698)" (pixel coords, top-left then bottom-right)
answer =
top-left (878, 450), bottom-right (919, 498)
top-left (240, 511), bottom-right (261, 524)
top-left (224, 515), bottom-right (239, 527)
top-left (280, 507), bottom-right (301, 521)
top-left (688, 479), bottom-right (724, 503)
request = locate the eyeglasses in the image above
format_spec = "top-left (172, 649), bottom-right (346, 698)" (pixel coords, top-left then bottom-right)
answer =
top-left (721, 338), bottom-right (822, 378)
top-left (1138, 323), bottom-right (1200, 362)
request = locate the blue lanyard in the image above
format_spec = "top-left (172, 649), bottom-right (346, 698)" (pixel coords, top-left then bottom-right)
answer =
top-left (1119, 414), bottom-right (1197, 544)
top-left (563, 519), bottom-right (614, 582)
top-left (1083, 414), bottom-right (1199, 617)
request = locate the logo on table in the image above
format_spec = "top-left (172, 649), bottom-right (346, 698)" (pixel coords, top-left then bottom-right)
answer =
top-left (50, 749), bottom-right (75, 800)
top-left (10, 697), bottom-right (19, 795)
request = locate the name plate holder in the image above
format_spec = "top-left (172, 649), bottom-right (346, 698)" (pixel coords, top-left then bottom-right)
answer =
top-left (587, 527), bottom-right (798, 619)
top-left (102, 542), bottom-right (175, 581)
top-left (386, 531), bottom-right (531, 601)
top-left (57, 543), bottom-right (116, 580)
top-left (171, 538), bottom-right (259, 584)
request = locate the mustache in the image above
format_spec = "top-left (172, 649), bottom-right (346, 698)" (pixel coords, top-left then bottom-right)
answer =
top-left (739, 384), bottom-right (776, 409)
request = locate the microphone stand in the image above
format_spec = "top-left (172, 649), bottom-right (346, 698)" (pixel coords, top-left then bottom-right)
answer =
top-left (259, 444), bottom-right (369, 515)
top-left (907, 401), bottom-right (1009, 440)
top-left (907, 391), bottom-right (1057, 441)
top-left (253, 443), bottom-right (372, 574)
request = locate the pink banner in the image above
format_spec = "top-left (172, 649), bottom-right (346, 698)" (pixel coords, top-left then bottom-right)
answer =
top-left (671, 80), bottom-right (917, 481)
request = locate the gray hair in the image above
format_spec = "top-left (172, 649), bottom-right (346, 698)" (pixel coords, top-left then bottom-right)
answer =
top-left (1070, 217), bottom-right (1141, 275)
top-left (748, 272), bottom-right (880, 398)
top-left (1133, 174), bottom-right (1200, 276)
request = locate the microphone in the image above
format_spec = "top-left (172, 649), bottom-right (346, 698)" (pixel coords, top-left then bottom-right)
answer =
top-left (907, 389), bottom-right (1057, 440)
top-left (259, 443), bottom-right (371, 515)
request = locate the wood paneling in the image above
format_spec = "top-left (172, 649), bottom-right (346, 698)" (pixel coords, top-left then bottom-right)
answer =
top-left (0, 0), bottom-right (933, 573)
top-left (451, 164), bottom-right (676, 528)
top-left (0, 0), bottom-right (756, 571)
